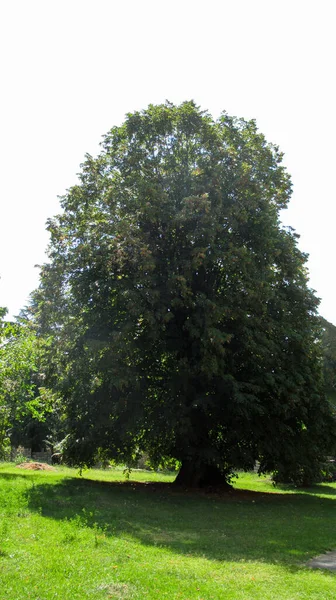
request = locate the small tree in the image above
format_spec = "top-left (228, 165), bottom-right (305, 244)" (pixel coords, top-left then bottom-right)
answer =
top-left (32, 101), bottom-right (336, 486)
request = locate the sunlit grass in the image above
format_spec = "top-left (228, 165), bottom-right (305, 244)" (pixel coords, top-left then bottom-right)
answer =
top-left (0, 463), bottom-right (335, 599)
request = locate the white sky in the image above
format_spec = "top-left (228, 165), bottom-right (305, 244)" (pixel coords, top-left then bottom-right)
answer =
top-left (1, 0), bottom-right (335, 323)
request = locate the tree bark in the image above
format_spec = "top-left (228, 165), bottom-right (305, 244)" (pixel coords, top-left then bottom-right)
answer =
top-left (174, 460), bottom-right (233, 490)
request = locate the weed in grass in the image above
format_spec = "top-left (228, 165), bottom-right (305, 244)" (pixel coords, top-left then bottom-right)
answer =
top-left (61, 514), bottom-right (86, 544)
top-left (0, 514), bottom-right (10, 556)
top-left (93, 522), bottom-right (107, 548)
top-left (72, 512), bottom-right (88, 528)
top-left (0, 519), bottom-right (9, 540)
top-left (61, 528), bottom-right (77, 545)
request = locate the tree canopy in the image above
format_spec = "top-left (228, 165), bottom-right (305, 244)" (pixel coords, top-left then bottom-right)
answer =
top-left (31, 101), bottom-right (336, 486)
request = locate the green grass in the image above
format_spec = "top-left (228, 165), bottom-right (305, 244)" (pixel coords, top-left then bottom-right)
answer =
top-left (0, 464), bottom-right (335, 599)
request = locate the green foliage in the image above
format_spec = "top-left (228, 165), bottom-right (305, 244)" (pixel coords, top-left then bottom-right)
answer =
top-left (0, 315), bottom-right (60, 454)
top-left (320, 317), bottom-right (336, 397)
top-left (0, 309), bottom-right (11, 456)
top-left (31, 101), bottom-right (336, 485)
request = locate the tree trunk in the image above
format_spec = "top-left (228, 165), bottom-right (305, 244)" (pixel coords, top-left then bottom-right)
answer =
top-left (174, 460), bottom-right (233, 490)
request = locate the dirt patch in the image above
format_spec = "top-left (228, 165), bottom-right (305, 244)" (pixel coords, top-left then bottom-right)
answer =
top-left (16, 462), bottom-right (55, 471)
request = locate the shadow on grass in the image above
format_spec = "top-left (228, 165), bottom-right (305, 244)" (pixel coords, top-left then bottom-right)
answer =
top-left (275, 482), bottom-right (336, 497)
top-left (1, 472), bottom-right (334, 571)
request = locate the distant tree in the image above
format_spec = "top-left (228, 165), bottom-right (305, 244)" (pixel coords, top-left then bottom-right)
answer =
top-left (32, 101), bottom-right (336, 486)
top-left (0, 316), bottom-right (58, 456)
top-left (0, 308), bottom-right (9, 455)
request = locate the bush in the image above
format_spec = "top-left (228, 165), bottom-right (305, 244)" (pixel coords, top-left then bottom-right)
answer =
top-left (320, 459), bottom-right (336, 483)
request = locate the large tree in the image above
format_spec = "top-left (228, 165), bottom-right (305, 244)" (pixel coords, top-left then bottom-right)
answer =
top-left (32, 101), bottom-right (336, 486)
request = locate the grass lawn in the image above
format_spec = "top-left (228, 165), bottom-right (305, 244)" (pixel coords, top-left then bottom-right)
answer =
top-left (0, 464), bottom-right (335, 599)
